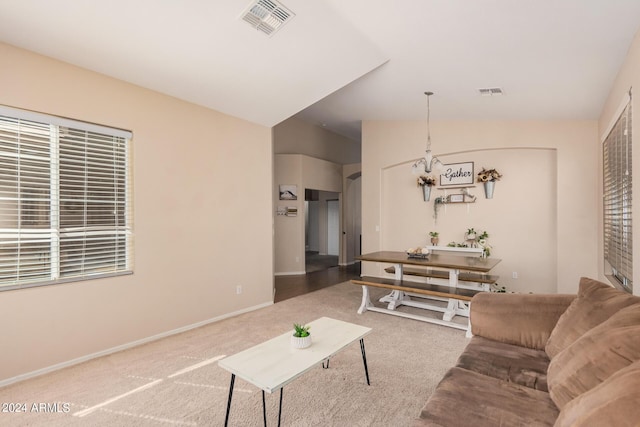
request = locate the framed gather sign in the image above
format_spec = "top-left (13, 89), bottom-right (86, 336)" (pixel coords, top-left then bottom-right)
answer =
top-left (439, 162), bottom-right (474, 187)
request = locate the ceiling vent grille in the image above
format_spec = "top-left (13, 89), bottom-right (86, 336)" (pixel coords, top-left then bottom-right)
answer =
top-left (241, 0), bottom-right (294, 37)
top-left (478, 87), bottom-right (504, 96)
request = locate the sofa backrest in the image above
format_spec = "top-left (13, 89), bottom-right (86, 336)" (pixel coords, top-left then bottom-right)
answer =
top-left (545, 277), bottom-right (640, 358)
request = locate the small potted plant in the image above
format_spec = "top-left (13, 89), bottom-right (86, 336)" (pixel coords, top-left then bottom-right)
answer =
top-left (429, 231), bottom-right (439, 246)
top-left (417, 175), bottom-right (437, 201)
top-left (291, 323), bottom-right (311, 349)
top-left (477, 231), bottom-right (491, 257)
top-left (465, 228), bottom-right (477, 240)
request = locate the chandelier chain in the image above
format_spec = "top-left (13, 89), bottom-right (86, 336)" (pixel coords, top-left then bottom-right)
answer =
top-left (426, 91), bottom-right (432, 151)
top-left (411, 91), bottom-right (440, 174)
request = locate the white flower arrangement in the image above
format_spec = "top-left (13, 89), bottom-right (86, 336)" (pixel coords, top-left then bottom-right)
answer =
top-left (477, 168), bottom-right (502, 183)
top-left (417, 175), bottom-right (437, 187)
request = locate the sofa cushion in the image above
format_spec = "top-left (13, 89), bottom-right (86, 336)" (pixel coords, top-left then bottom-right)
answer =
top-left (547, 303), bottom-right (640, 408)
top-left (414, 367), bottom-right (559, 427)
top-left (456, 336), bottom-right (550, 391)
top-left (470, 292), bottom-right (575, 350)
top-left (554, 360), bottom-right (640, 427)
top-left (545, 277), bottom-right (639, 359)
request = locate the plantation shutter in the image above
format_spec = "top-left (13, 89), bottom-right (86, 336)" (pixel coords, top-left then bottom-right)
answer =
top-left (603, 94), bottom-right (632, 291)
top-left (0, 106), bottom-right (132, 290)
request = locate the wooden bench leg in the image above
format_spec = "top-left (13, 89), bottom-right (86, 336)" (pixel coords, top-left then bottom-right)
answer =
top-left (457, 301), bottom-right (470, 317)
top-left (466, 301), bottom-right (473, 338)
top-left (443, 299), bottom-right (471, 322)
top-left (442, 299), bottom-right (457, 322)
top-left (358, 285), bottom-right (373, 314)
top-left (379, 290), bottom-right (408, 310)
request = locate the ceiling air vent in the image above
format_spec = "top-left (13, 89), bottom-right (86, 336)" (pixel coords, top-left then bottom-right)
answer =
top-left (241, 0), bottom-right (295, 37)
top-left (478, 87), bottom-right (504, 96)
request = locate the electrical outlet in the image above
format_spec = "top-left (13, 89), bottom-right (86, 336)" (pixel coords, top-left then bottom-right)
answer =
top-left (236, 285), bottom-right (242, 295)
top-left (512, 272), bottom-right (518, 279)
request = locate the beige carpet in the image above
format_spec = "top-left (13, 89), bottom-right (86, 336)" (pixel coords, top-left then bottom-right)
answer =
top-left (0, 282), bottom-right (469, 426)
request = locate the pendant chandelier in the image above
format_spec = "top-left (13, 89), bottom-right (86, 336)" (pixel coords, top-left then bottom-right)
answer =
top-left (412, 91), bottom-right (443, 174)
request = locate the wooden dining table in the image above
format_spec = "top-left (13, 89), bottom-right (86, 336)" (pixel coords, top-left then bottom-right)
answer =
top-left (353, 250), bottom-right (502, 332)
top-left (356, 250), bottom-right (501, 285)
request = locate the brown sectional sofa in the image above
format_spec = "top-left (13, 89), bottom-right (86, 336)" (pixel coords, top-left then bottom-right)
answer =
top-left (415, 277), bottom-right (640, 426)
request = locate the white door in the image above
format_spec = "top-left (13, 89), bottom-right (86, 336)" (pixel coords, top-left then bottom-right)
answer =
top-left (327, 200), bottom-right (339, 256)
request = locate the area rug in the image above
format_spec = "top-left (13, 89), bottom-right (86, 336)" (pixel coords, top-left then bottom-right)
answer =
top-left (0, 281), bottom-right (469, 426)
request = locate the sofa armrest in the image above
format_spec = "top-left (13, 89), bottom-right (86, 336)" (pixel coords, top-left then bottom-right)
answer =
top-left (470, 292), bottom-right (575, 350)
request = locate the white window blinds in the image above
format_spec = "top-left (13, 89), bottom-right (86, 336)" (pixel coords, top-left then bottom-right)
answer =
top-left (603, 95), bottom-right (632, 291)
top-left (0, 106), bottom-right (133, 290)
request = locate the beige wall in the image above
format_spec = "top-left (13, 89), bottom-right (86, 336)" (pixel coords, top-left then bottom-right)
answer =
top-left (0, 43), bottom-right (274, 383)
top-left (274, 155), bottom-right (304, 274)
top-left (598, 29), bottom-right (640, 296)
top-left (362, 120), bottom-right (599, 294)
top-left (274, 117), bottom-right (360, 164)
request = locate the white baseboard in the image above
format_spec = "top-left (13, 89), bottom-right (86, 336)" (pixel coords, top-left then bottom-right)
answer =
top-left (0, 301), bottom-right (273, 388)
top-left (274, 271), bottom-right (306, 276)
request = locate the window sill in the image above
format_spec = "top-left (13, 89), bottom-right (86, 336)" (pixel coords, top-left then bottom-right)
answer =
top-left (605, 274), bottom-right (632, 294)
top-left (0, 270), bottom-right (133, 292)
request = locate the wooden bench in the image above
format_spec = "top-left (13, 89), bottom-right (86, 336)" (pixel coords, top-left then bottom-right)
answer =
top-left (351, 276), bottom-right (480, 331)
top-left (384, 266), bottom-right (499, 285)
top-left (353, 276), bottom-right (480, 301)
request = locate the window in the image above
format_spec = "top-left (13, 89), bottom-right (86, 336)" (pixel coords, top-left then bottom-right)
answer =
top-left (603, 94), bottom-right (632, 292)
top-left (0, 106), bottom-right (133, 290)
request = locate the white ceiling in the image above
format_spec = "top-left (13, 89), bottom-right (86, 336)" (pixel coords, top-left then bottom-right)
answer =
top-left (0, 0), bottom-right (639, 141)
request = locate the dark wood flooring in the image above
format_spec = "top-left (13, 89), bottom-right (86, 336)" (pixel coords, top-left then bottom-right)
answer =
top-left (274, 263), bottom-right (361, 303)
top-left (304, 251), bottom-right (339, 273)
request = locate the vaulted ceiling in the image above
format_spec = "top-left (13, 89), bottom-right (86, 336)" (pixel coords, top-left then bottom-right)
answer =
top-left (1, 0), bottom-right (639, 141)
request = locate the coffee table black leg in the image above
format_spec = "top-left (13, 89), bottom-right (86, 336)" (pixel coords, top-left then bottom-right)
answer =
top-left (360, 339), bottom-right (371, 385)
top-left (277, 388), bottom-right (283, 427)
top-left (224, 374), bottom-right (235, 427)
top-left (259, 387), bottom-right (283, 427)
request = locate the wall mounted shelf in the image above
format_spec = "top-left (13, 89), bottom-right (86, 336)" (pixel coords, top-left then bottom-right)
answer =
top-left (435, 198), bottom-right (475, 205)
top-left (436, 185), bottom-right (477, 190)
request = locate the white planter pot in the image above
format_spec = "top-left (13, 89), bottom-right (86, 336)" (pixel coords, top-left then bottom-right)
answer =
top-left (291, 335), bottom-right (312, 349)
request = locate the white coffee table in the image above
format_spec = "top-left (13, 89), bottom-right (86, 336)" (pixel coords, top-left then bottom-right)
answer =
top-left (218, 317), bottom-right (372, 426)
